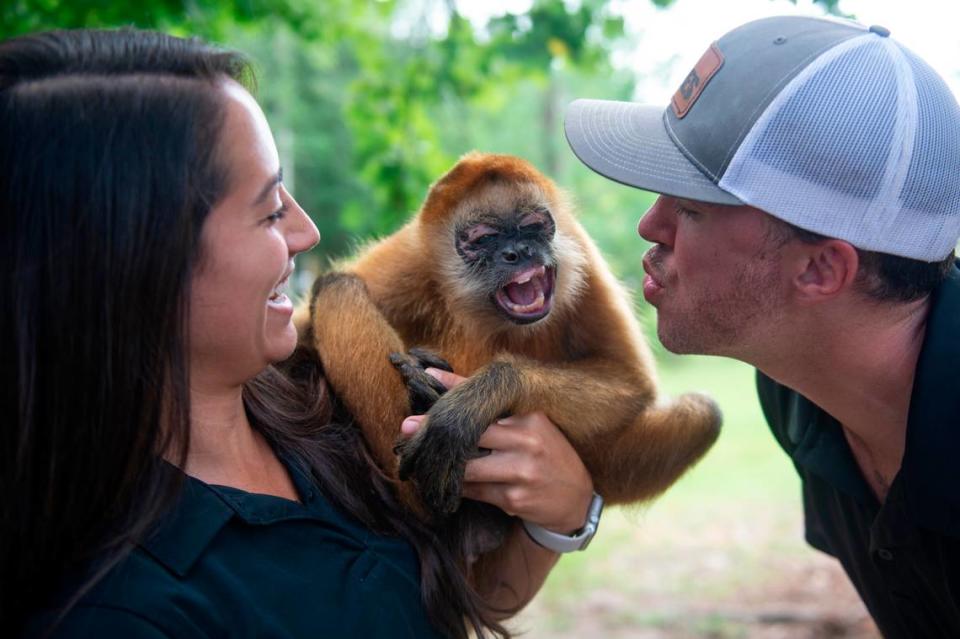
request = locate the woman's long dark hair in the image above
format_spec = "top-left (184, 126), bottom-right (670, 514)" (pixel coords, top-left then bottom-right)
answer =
top-left (0, 28), bottom-right (238, 633)
top-left (0, 29), bottom-right (510, 638)
top-left (253, 353), bottom-right (515, 639)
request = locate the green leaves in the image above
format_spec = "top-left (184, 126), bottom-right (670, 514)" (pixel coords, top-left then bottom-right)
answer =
top-left (0, 0), bottom-right (849, 261)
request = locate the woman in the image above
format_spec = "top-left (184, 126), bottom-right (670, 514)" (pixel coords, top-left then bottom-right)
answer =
top-left (0, 29), bottom-right (595, 638)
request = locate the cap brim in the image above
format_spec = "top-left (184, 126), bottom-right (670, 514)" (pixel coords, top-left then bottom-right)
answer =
top-left (564, 99), bottom-right (742, 206)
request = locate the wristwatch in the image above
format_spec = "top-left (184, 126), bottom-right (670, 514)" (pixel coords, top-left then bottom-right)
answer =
top-left (521, 492), bottom-right (604, 553)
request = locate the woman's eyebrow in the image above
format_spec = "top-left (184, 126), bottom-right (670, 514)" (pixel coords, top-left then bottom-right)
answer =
top-left (252, 167), bottom-right (283, 206)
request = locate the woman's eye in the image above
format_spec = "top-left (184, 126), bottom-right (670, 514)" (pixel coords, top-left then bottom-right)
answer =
top-left (265, 204), bottom-right (288, 224)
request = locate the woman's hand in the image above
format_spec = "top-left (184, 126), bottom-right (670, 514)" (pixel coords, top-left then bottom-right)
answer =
top-left (401, 366), bottom-right (597, 612)
top-left (400, 368), bottom-right (594, 534)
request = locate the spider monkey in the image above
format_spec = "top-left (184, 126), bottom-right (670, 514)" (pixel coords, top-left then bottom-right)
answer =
top-left (298, 152), bottom-right (721, 535)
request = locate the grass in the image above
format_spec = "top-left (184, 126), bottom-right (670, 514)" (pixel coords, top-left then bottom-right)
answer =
top-left (654, 353), bottom-right (801, 505)
top-left (511, 353), bottom-right (822, 636)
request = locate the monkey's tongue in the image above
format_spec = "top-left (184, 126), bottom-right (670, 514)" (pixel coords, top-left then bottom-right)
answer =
top-left (496, 265), bottom-right (553, 322)
top-left (500, 265), bottom-right (549, 314)
top-left (504, 279), bottom-right (543, 307)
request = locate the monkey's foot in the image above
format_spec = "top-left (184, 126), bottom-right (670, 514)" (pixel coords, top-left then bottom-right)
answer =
top-left (389, 349), bottom-right (451, 415)
top-left (407, 347), bottom-right (453, 373)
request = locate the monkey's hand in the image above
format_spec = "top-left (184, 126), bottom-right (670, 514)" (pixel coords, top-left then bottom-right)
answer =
top-left (388, 348), bottom-right (453, 415)
top-left (396, 363), bottom-right (517, 517)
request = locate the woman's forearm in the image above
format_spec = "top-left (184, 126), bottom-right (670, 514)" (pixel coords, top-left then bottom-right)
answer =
top-left (473, 521), bottom-right (560, 616)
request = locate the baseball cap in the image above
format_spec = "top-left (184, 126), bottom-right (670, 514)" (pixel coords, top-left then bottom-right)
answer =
top-left (564, 15), bottom-right (960, 261)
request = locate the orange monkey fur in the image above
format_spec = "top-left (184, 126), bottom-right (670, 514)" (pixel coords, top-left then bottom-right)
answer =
top-left (299, 152), bottom-right (721, 518)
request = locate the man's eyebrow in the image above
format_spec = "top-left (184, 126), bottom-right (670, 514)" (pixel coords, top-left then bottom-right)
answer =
top-left (253, 168), bottom-right (283, 206)
top-left (676, 197), bottom-right (726, 213)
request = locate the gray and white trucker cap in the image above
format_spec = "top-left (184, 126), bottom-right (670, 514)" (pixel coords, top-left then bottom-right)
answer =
top-left (565, 16), bottom-right (960, 261)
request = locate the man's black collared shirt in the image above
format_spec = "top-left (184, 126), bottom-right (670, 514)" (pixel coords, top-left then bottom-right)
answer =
top-left (757, 263), bottom-right (960, 638)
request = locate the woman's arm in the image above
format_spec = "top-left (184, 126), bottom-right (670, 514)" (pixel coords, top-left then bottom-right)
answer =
top-left (401, 369), bottom-right (595, 614)
top-left (465, 410), bottom-right (594, 613)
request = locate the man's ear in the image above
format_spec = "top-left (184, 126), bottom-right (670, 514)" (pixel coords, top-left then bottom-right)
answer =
top-left (791, 240), bottom-right (859, 302)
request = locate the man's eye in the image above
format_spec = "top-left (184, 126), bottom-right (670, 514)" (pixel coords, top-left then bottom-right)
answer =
top-left (676, 205), bottom-right (699, 218)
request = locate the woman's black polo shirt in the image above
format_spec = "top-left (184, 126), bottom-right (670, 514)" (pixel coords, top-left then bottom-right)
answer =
top-left (38, 458), bottom-right (445, 638)
top-left (757, 263), bottom-right (960, 638)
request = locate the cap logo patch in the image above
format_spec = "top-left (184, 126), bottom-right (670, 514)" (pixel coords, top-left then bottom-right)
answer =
top-left (671, 42), bottom-right (724, 119)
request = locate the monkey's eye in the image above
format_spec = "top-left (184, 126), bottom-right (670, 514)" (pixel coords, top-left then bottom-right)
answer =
top-left (464, 224), bottom-right (499, 244)
top-left (519, 212), bottom-right (547, 228)
top-left (519, 209), bottom-right (554, 235)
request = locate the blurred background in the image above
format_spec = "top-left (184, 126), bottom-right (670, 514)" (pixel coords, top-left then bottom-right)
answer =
top-left (7, 1), bottom-right (958, 636)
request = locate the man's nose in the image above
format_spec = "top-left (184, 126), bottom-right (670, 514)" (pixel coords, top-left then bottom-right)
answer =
top-left (637, 195), bottom-right (676, 245)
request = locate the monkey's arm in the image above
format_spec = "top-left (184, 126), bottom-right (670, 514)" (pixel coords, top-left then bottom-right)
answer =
top-left (308, 273), bottom-right (412, 478)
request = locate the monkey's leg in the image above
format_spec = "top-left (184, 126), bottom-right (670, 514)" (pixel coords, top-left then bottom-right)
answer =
top-left (584, 394), bottom-right (721, 504)
top-left (397, 356), bottom-right (721, 515)
top-left (309, 273), bottom-right (413, 482)
top-left (504, 358), bottom-right (722, 505)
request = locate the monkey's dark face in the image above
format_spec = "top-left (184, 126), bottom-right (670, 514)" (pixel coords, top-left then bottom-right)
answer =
top-left (455, 207), bottom-right (557, 324)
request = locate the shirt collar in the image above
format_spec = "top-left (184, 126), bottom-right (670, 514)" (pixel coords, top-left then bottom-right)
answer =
top-left (900, 261), bottom-right (960, 537)
top-left (138, 456), bottom-right (359, 577)
top-left (787, 393), bottom-right (874, 503)
top-left (138, 470), bottom-right (236, 577)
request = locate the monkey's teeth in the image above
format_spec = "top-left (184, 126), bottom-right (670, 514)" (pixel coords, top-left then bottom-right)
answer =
top-left (510, 265), bottom-right (547, 286)
top-left (497, 265), bottom-right (553, 321)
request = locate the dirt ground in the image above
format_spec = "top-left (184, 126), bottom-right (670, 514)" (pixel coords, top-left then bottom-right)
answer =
top-left (513, 554), bottom-right (877, 638)
top-left (507, 506), bottom-right (880, 639)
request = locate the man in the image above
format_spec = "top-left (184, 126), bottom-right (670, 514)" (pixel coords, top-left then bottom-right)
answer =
top-left (564, 15), bottom-right (959, 638)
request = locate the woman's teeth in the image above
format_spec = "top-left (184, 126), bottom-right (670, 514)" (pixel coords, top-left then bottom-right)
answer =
top-left (269, 275), bottom-right (289, 303)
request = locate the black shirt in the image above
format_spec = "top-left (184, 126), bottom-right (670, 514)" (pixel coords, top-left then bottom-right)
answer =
top-left (757, 263), bottom-right (960, 638)
top-left (33, 457), bottom-right (444, 638)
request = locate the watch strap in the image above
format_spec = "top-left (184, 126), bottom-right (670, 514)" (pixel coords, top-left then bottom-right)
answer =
top-left (521, 492), bottom-right (604, 553)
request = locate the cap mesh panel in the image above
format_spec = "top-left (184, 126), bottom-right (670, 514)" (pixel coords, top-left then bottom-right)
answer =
top-left (719, 33), bottom-right (960, 260)
top-left (900, 48), bottom-right (960, 217)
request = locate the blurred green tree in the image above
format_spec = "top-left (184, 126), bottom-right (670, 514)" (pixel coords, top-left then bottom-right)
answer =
top-left (0, 0), bottom-right (368, 41)
top-left (1, 0), bottom-right (845, 263)
top-left (342, 0), bottom-right (628, 241)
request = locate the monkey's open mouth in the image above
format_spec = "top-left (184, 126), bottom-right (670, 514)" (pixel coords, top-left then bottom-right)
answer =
top-left (495, 265), bottom-right (555, 323)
